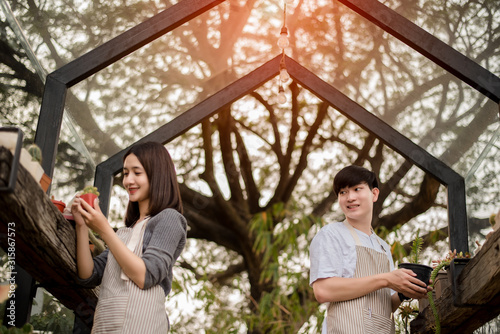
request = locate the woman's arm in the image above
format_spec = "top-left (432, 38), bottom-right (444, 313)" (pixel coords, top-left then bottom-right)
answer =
top-left (141, 210), bottom-right (187, 289)
top-left (74, 197), bottom-right (147, 288)
top-left (72, 198), bottom-right (95, 279)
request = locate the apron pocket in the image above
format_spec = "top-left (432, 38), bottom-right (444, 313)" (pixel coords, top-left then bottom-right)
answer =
top-left (363, 308), bottom-right (395, 334)
top-left (92, 295), bottom-right (128, 333)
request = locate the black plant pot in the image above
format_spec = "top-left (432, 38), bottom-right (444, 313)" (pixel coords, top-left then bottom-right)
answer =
top-left (397, 263), bottom-right (433, 301)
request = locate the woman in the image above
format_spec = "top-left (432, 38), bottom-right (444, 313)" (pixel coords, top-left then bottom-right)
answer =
top-left (72, 141), bottom-right (186, 333)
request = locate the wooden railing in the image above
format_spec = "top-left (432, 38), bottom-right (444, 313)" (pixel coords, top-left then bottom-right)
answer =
top-left (0, 146), bottom-right (97, 328)
top-left (411, 226), bottom-right (500, 333)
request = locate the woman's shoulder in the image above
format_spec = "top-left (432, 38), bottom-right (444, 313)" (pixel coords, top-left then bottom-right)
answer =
top-left (149, 208), bottom-right (187, 230)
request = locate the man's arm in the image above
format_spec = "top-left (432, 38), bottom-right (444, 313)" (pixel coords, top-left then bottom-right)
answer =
top-left (312, 268), bottom-right (428, 304)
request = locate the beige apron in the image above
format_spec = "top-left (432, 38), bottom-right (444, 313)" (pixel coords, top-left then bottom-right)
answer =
top-left (326, 221), bottom-right (395, 334)
top-left (91, 219), bottom-right (169, 333)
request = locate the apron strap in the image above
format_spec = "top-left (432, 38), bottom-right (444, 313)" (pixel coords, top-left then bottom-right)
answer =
top-left (343, 220), bottom-right (363, 246)
top-left (342, 221), bottom-right (384, 249)
top-left (121, 216), bottom-right (150, 281)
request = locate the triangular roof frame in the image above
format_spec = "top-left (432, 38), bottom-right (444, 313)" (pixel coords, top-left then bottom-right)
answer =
top-left (34, 0), bottom-right (500, 254)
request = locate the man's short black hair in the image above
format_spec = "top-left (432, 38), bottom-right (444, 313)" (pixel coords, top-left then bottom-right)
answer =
top-left (333, 165), bottom-right (379, 196)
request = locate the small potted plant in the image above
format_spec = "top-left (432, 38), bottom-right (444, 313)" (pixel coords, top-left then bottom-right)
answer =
top-left (50, 195), bottom-right (66, 213)
top-left (397, 230), bottom-right (433, 301)
top-left (80, 186), bottom-right (100, 208)
top-left (23, 143), bottom-right (51, 192)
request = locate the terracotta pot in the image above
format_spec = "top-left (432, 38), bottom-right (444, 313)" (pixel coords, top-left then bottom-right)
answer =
top-left (51, 199), bottom-right (66, 213)
top-left (40, 173), bottom-right (51, 192)
top-left (80, 193), bottom-right (97, 208)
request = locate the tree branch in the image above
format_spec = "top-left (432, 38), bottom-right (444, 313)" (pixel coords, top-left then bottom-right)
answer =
top-left (233, 122), bottom-right (261, 213)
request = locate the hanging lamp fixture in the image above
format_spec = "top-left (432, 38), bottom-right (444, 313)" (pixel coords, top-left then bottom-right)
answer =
top-left (277, 0), bottom-right (289, 104)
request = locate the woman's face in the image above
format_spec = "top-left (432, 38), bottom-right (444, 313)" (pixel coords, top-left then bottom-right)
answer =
top-left (123, 153), bottom-right (150, 207)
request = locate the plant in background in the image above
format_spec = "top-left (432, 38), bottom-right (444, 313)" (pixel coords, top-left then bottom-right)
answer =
top-left (397, 230), bottom-right (432, 304)
top-left (408, 229), bottom-right (424, 264)
top-left (26, 144), bottom-right (42, 163)
top-left (427, 250), bottom-right (471, 334)
top-left (0, 324), bottom-right (33, 333)
top-left (397, 302), bottom-right (419, 334)
top-left (81, 186), bottom-right (100, 196)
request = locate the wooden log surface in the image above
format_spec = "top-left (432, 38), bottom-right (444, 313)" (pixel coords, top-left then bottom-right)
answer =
top-left (411, 224), bottom-right (500, 333)
top-left (0, 146), bottom-right (97, 327)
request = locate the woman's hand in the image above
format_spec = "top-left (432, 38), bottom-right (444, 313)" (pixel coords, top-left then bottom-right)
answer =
top-left (71, 195), bottom-right (86, 228)
top-left (73, 197), bottom-right (112, 236)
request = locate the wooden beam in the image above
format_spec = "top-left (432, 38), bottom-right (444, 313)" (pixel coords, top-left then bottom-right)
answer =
top-left (411, 227), bottom-right (500, 333)
top-left (0, 147), bottom-right (97, 327)
top-left (52, 0), bottom-right (225, 86)
top-left (336, 0), bottom-right (500, 103)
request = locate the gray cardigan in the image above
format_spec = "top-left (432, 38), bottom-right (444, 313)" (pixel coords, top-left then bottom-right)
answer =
top-left (78, 208), bottom-right (187, 296)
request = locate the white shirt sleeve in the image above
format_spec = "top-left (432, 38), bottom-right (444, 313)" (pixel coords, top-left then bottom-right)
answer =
top-left (309, 224), bottom-right (357, 286)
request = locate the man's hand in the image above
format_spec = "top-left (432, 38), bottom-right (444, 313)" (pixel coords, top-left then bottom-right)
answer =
top-left (387, 269), bottom-right (431, 299)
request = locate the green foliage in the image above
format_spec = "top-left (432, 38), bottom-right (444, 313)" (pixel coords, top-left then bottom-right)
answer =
top-left (409, 229), bottom-right (424, 264)
top-left (490, 214), bottom-right (497, 227)
top-left (26, 144), bottom-right (42, 163)
top-left (29, 290), bottom-right (74, 334)
top-left (82, 186), bottom-right (100, 196)
top-left (246, 202), bottom-right (323, 333)
top-left (0, 324), bottom-right (33, 334)
top-left (396, 302), bottom-right (419, 334)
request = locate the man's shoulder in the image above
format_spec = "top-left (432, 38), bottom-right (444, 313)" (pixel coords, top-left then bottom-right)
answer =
top-left (318, 221), bottom-right (346, 233)
top-left (312, 221), bottom-right (349, 243)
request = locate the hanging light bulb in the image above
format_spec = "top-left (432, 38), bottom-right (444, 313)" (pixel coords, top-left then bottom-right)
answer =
top-left (277, 26), bottom-right (289, 49)
top-left (278, 85), bottom-right (287, 104)
top-left (280, 67), bottom-right (290, 83)
top-left (279, 56), bottom-right (290, 83)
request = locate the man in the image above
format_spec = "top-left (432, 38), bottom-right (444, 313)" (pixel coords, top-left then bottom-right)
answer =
top-left (310, 165), bottom-right (431, 333)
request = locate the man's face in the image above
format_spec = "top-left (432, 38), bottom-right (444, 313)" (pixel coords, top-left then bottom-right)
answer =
top-left (337, 182), bottom-right (379, 222)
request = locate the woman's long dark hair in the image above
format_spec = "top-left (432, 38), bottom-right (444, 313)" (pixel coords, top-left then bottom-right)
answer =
top-left (123, 141), bottom-right (183, 227)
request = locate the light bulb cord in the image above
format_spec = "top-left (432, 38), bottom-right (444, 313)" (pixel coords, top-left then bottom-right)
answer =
top-left (282, 1), bottom-right (287, 30)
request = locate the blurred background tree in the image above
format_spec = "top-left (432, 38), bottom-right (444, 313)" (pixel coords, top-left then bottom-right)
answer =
top-left (0, 0), bottom-right (499, 333)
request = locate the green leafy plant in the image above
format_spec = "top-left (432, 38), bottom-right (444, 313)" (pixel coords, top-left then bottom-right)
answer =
top-left (0, 324), bottom-right (33, 333)
top-left (82, 186), bottom-right (100, 196)
top-left (408, 229), bottom-right (424, 264)
top-left (397, 302), bottom-right (419, 334)
top-left (26, 144), bottom-right (42, 163)
top-left (489, 214), bottom-right (496, 227)
top-left (427, 250), bottom-right (471, 334)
